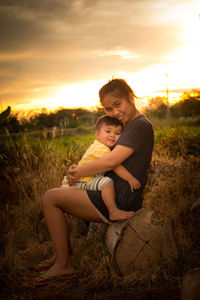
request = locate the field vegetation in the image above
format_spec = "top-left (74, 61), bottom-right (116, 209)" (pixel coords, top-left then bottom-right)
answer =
top-left (0, 93), bottom-right (200, 299)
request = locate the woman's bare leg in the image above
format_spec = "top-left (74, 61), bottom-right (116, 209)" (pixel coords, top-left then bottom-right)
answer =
top-left (35, 187), bottom-right (103, 281)
top-left (35, 255), bottom-right (56, 271)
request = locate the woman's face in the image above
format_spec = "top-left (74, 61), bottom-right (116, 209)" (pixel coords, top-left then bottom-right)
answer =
top-left (101, 93), bottom-right (135, 125)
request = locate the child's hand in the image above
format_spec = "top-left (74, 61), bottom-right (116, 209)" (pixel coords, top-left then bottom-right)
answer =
top-left (67, 164), bottom-right (80, 185)
top-left (128, 177), bottom-right (141, 192)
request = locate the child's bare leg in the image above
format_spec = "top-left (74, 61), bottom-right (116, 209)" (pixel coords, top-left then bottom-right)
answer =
top-left (101, 181), bottom-right (134, 221)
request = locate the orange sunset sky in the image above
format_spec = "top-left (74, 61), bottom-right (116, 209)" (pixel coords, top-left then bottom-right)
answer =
top-left (0, 0), bottom-right (200, 113)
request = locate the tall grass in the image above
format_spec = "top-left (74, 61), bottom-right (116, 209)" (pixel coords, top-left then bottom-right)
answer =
top-left (154, 126), bottom-right (200, 157)
top-left (0, 126), bottom-right (200, 299)
top-left (0, 133), bottom-right (92, 288)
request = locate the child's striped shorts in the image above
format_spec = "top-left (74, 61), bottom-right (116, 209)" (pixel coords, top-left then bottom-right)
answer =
top-left (76, 175), bottom-right (112, 191)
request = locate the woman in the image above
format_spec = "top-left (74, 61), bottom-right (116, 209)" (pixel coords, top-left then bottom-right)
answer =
top-left (34, 79), bottom-right (154, 286)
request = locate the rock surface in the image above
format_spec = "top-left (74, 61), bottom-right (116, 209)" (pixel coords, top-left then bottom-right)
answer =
top-left (105, 208), bottom-right (178, 275)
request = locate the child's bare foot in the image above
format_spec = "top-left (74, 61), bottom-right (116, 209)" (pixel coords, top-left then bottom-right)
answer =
top-left (109, 208), bottom-right (134, 221)
top-left (33, 260), bottom-right (76, 286)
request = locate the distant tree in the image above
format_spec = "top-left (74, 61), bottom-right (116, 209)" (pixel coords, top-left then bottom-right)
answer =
top-left (171, 92), bottom-right (200, 118)
top-left (144, 97), bottom-right (168, 119)
top-left (0, 106), bottom-right (106, 133)
top-left (144, 91), bottom-right (200, 120)
top-left (179, 90), bottom-right (200, 101)
top-left (0, 114), bottom-right (22, 133)
top-left (93, 106), bottom-right (104, 119)
top-left (0, 106), bottom-right (11, 124)
top-left (146, 97), bottom-right (166, 110)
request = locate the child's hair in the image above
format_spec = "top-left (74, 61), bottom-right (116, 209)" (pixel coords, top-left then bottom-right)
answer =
top-left (99, 78), bottom-right (137, 103)
top-left (96, 115), bottom-right (124, 131)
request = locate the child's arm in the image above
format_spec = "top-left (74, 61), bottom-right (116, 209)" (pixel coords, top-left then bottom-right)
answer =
top-left (113, 165), bottom-right (141, 192)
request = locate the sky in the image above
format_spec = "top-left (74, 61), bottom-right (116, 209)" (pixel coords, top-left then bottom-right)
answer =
top-left (0, 0), bottom-right (200, 113)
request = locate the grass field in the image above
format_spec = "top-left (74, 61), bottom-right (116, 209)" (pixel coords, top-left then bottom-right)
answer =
top-left (0, 124), bottom-right (200, 299)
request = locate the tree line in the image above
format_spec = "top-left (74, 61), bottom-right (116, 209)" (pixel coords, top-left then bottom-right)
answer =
top-left (1, 90), bottom-right (200, 134)
top-left (0, 107), bottom-right (104, 134)
top-left (143, 90), bottom-right (200, 120)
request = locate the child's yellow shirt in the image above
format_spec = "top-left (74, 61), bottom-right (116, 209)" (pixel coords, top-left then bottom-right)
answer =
top-left (78, 139), bottom-right (111, 182)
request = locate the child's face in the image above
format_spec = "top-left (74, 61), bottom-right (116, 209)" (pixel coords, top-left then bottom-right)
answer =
top-left (96, 124), bottom-right (122, 148)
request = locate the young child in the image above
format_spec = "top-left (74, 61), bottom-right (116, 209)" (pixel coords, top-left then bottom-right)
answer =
top-left (62, 115), bottom-right (141, 221)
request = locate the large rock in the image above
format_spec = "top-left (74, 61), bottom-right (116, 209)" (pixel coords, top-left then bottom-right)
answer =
top-left (181, 267), bottom-right (200, 300)
top-left (105, 208), bottom-right (178, 275)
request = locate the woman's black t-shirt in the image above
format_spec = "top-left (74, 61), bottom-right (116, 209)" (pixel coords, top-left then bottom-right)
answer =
top-left (107, 114), bottom-right (154, 188)
top-left (86, 114), bottom-right (154, 221)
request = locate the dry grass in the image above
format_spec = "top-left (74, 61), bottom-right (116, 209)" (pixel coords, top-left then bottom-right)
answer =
top-left (144, 155), bottom-right (200, 277)
top-left (0, 128), bottom-right (200, 299)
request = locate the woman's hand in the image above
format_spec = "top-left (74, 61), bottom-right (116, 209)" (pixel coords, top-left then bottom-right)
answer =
top-left (67, 164), bottom-right (80, 185)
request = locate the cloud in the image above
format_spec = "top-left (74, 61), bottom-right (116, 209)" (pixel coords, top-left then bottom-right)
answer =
top-left (0, 0), bottom-right (190, 107)
top-left (0, 0), bottom-right (184, 54)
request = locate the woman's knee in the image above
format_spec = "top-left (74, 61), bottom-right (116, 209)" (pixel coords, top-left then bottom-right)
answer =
top-left (43, 188), bottom-right (56, 208)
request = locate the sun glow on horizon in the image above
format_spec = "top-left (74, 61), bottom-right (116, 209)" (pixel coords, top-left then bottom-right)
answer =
top-left (1, 0), bottom-right (200, 116)
top-left (50, 80), bottom-right (105, 110)
top-left (4, 9), bottom-right (200, 116)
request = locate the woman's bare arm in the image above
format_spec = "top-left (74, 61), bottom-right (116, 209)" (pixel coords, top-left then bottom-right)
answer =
top-left (68, 144), bottom-right (134, 179)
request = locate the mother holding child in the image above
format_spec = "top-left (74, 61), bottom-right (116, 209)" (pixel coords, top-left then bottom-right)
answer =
top-left (34, 78), bottom-right (154, 286)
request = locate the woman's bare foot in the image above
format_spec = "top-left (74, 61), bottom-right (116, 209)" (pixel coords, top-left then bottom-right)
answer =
top-left (35, 255), bottom-right (56, 271)
top-left (33, 260), bottom-right (76, 286)
top-left (45, 260), bottom-right (75, 278)
top-left (109, 208), bottom-right (134, 221)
